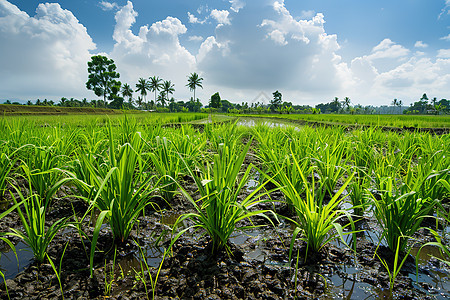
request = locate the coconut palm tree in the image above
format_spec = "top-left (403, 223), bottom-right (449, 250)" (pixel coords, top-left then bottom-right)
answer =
top-left (157, 91), bottom-right (166, 107)
top-left (136, 96), bottom-right (143, 109)
top-left (343, 97), bottom-right (351, 111)
top-left (162, 80), bottom-right (175, 107)
top-left (149, 76), bottom-right (163, 107)
top-left (122, 83), bottom-right (133, 106)
top-left (135, 78), bottom-right (151, 108)
top-left (186, 72), bottom-right (203, 101)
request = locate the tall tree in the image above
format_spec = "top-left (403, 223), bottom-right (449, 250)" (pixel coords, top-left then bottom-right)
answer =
top-left (186, 72), bottom-right (203, 101)
top-left (397, 99), bottom-right (403, 114)
top-left (270, 90), bottom-right (282, 111)
top-left (121, 83), bottom-right (133, 106)
top-left (157, 91), bottom-right (166, 107)
top-left (136, 96), bottom-right (143, 109)
top-left (86, 55), bottom-right (121, 107)
top-left (210, 92), bottom-right (221, 109)
top-left (162, 80), bottom-right (175, 107)
top-left (343, 97), bottom-right (351, 110)
top-left (135, 78), bottom-right (151, 108)
top-left (149, 76), bottom-right (163, 107)
top-left (330, 97), bottom-right (341, 113)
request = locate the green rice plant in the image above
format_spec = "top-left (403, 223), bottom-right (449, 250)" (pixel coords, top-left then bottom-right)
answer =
top-left (376, 236), bottom-right (414, 296)
top-left (402, 150), bottom-right (450, 203)
top-left (172, 140), bottom-right (274, 255)
top-left (370, 177), bottom-right (436, 254)
top-left (348, 176), bottom-right (371, 219)
top-left (21, 145), bottom-right (68, 206)
top-left (118, 114), bottom-right (138, 145)
top-left (266, 151), bottom-right (355, 261)
top-left (0, 198), bottom-right (25, 300)
top-left (256, 145), bottom-right (312, 207)
top-left (147, 136), bottom-right (182, 202)
top-left (170, 129), bottom-right (207, 172)
top-left (204, 121), bottom-right (241, 151)
top-left (8, 180), bottom-right (73, 264)
top-left (133, 241), bottom-right (168, 300)
top-left (104, 246), bottom-right (118, 297)
top-left (80, 125), bottom-right (160, 275)
top-left (46, 241), bottom-right (69, 300)
top-left (414, 179), bottom-right (450, 272)
top-left (312, 141), bottom-right (348, 196)
top-left (0, 152), bottom-right (15, 201)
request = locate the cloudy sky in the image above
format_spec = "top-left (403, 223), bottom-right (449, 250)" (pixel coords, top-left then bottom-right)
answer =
top-left (1, 0), bottom-right (450, 106)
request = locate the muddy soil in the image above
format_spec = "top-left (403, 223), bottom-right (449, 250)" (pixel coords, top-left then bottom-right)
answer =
top-left (0, 163), bottom-right (448, 299)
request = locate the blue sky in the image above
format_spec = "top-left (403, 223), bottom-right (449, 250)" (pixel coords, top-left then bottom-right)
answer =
top-left (1, 0), bottom-right (450, 106)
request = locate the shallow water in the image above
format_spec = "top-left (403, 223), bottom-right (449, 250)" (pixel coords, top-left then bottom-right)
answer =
top-left (236, 117), bottom-right (301, 129)
top-left (0, 241), bottom-right (33, 282)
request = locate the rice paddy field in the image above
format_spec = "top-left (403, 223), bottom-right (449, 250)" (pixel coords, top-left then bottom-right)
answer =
top-left (0, 113), bottom-right (449, 299)
top-left (234, 113), bottom-right (450, 129)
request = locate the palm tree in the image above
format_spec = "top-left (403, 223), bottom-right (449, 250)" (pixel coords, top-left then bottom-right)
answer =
top-left (186, 72), bottom-right (203, 101)
top-left (136, 96), bottom-right (143, 109)
top-left (149, 76), bottom-right (163, 107)
top-left (157, 91), bottom-right (166, 107)
top-left (122, 83), bottom-right (133, 106)
top-left (343, 97), bottom-right (351, 111)
top-left (162, 80), bottom-right (175, 107)
top-left (135, 78), bottom-right (151, 108)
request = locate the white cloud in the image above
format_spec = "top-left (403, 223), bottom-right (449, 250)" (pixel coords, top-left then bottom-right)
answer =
top-left (437, 49), bottom-right (450, 58)
top-left (440, 34), bottom-right (450, 41)
top-left (99, 1), bottom-right (119, 11)
top-left (210, 9), bottom-right (231, 25)
top-left (414, 40), bottom-right (428, 48)
top-left (0, 0), bottom-right (95, 100)
top-left (368, 38), bottom-right (409, 60)
top-left (188, 35), bottom-right (203, 42)
top-left (229, 0), bottom-right (245, 12)
top-left (300, 10), bottom-right (315, 19)
top-left (188, 12), bottom-right (199, 24)
top-left (439, 0), bottom-right (450, 19)
top-left (110, 1), bottom-right (195, 101)
top-left (348, 42), bottom-right (450, 104)
top-left (187, 11), bottom-right (207, 25)
top-left (197, 0), bottom-right (350, 101)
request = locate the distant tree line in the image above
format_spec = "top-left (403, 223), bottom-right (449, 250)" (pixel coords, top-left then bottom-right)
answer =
top-left (3, 54), bottom-right (448, 115)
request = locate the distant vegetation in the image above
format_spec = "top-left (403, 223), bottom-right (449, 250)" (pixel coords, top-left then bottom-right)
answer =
top-left (2, 55), bottom-right (448, 116)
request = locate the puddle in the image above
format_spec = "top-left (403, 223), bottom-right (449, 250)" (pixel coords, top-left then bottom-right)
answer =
top-left (237, 117), bottom-right (301, 129)
top-left (0, 241), bottom-right (34, 282)
top-left (118, 245), bottom-right (165, 276)
top-left (410, 244), bottom-right (450, 298)
top-left (160, 213), bottom-right (182, 226)
top-left (327, 270), bottom-right (374, 299)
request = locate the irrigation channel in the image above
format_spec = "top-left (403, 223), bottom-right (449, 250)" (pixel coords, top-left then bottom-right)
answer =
top-left (0, 115), bottom-right (449, 299)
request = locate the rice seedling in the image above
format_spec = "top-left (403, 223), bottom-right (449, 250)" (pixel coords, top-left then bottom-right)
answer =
top-left (348, 177), bottom-right (371, 219)
top-left (0, 198), bottom-right (25, 300)
top-left (133, 241), bottom-right (168, 300)
top-left (0, 152), bottom-right (15, 201)
top-left (172, 140), bottom-right (274, 255)
top-left (147, 136), bottom-right (182, 202)
top-left (46, 241), bottom-right (69, 300)
top-left (8, 180), bottom-right (74, 264)
top-left (20, 145), bottom-right (69, 207)
top-left (376, 236), bottom-right (414, 296)
top-left (265, 150), bottom-right (355, 261)
top-left (312, 141), bottom-right (348, 196)
top-left (78, 125), bottom-right (161, 275)
top-left (169, 128), bottom-right (207, 172)
top-left (370, 177), bottom-right (437, 254)
top-left (204, 121), bottom-right (242, 150)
